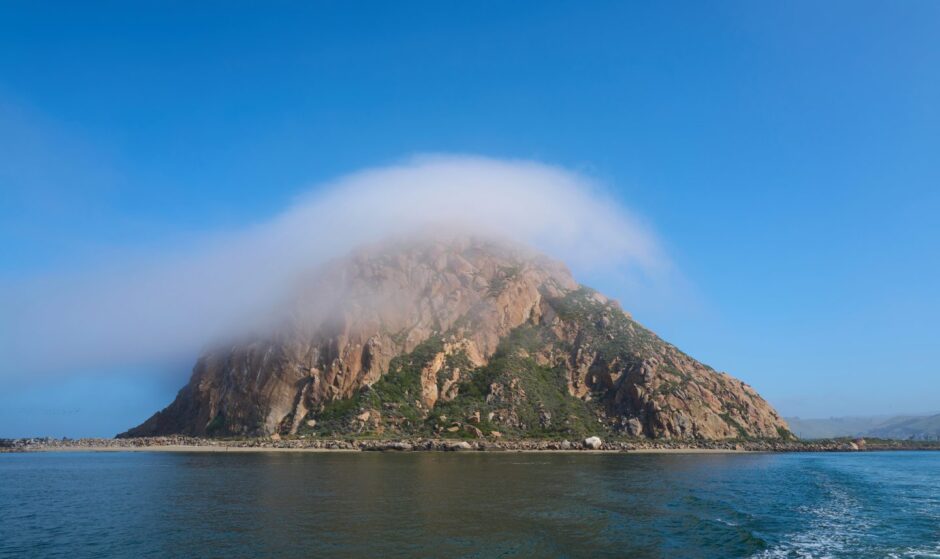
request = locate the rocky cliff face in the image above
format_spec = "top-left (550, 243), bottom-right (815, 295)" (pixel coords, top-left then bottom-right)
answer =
top-left (121, 237), bottom-right (790, 441)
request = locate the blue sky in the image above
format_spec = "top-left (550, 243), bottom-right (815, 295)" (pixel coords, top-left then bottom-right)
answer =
top-left (2, 1), bottom-right (938, 437)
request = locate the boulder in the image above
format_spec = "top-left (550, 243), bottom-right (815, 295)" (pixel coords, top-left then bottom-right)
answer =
top-left (584, 436), bottom-right (603, 450)
top-left (626, 418), bottom-right (644, 437)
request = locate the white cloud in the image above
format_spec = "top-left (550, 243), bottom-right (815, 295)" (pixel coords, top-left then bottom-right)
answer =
top-left (1, 154), bottom-right (671, 374)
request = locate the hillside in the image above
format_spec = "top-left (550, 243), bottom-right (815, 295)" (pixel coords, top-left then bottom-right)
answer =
top-left (787, 414), bottom-right (940, 440)
top-left (867, 414), bottom-right (940, 440)
top-left (121, 237), bottom-right (790, 441)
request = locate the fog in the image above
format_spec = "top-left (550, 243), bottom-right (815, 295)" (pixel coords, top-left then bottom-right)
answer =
top-left (1, 155), bottom-right (669, 375)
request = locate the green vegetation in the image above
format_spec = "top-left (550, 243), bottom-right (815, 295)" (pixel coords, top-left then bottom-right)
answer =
top-left (205, 413), bottom-right (227, 436)
top-left (548, 287), bottom-right (656, 368)
top-left (720, 412), bottom-right (750, 439)
top-left (316, 396), bottom-right (359, 423)
top-left (487, 264), bottom-right (522, 296)
top-left (776, 426), bottom-right (796, 440)
top-left (306, 336), bottom-right (445, 435)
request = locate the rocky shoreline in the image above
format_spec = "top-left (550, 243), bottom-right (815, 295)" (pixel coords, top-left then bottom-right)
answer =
top-left (3, 436), bottom-right (939, 454)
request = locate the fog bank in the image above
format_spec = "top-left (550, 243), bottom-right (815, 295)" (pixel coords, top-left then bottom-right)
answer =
top-left (1, 155), bottom-right (669, 375)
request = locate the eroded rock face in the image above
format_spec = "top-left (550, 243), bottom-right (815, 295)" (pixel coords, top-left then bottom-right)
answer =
top-left (121, 237), bottom-right (790, 440)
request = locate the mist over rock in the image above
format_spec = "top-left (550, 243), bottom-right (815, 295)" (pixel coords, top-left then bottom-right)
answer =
top-left (121, 237), bottom-right (789, 441)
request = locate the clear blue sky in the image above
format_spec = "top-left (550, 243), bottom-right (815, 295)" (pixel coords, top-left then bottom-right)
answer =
top-left (2, 1), bottom-right (938, 437)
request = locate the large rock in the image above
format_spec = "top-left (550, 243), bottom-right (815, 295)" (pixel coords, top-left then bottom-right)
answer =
top-left (120, 237), bottom-right (791, 441)
top-left (381, 442), bottom-right (413, 451)
top-left (584, 436), bottom-right (603, 450)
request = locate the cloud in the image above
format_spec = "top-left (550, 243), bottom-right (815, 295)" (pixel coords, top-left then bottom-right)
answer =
top-left (1, 154), bottom-right (671, 375)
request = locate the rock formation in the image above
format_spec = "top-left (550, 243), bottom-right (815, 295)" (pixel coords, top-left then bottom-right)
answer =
top-left (121, 237), bottom-right (790, 441)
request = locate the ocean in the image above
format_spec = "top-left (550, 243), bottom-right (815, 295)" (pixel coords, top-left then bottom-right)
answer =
top-left (1, 451), bottom-right (938, 558)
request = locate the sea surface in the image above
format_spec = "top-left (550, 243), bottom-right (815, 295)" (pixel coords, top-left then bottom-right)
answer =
top-left (1, 450), bottom-right (938, 558)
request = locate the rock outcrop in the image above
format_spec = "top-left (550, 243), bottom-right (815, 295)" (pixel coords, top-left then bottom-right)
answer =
top-left (121, 237), bottom-right (790, 441)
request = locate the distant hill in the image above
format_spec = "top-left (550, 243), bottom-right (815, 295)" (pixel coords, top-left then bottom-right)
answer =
top-left (867, 414), bottom-right (940, 440)
top-left (787, 413), bottom-right (940, 440)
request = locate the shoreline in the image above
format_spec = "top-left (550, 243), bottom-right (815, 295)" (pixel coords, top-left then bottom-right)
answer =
top-left (4, 436), bottom-right (939, 454)
top-left (5, 445), bottom-right (751, 455)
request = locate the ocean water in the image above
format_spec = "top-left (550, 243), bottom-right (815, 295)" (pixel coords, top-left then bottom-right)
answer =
top-left (1, 451), bottom-right (938, 558)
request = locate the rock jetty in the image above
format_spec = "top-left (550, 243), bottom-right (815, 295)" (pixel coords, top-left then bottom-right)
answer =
top-left (4, 436), bottom-right (938, 454)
